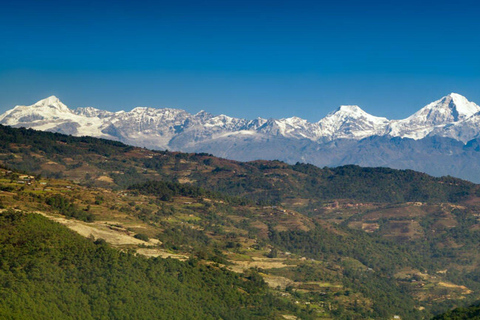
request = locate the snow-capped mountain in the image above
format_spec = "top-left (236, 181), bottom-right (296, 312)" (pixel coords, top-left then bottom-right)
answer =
top-left (0, 96), bottom-right (269, 149)
top-left (0, 96), bottom-right (113, 137)
top-left (388, 93), bottom-right (480, 141)
top-left (2, 92), bottom-right (478, 147)
top-left (317, 105), bottom-right (390, 141)
top-left (3, 93), bottom-right (480, 182)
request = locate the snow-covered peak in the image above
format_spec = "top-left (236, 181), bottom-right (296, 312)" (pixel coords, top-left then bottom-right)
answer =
top-left (0, 96), bottom-right (120, 139)
top-left (275, 116), bottom-right (311, 130)
top-left (408, 93), bottom-right (479, 124)
top-left (0, 96), bottom-right (74, 125)
top-left (447, 93), bottom-right (480, 118)
top-left (282, 116), bottom-right (307, 124)
top-left (320, 105), bottom-right (388, 127)
top-left (130, 106), bottom-right (150, 113)
top-left (317, 105), bottom-right (389, 141)
top-left (33, 95), bottom-right (70, 112)
top-left (194, 110), bottom-right (213, 119)
top-left (337, 105), bottom-right (364, 114)
top-left (35, 95), bottom-right (60, 106)
top-left (253, 116), bottom-right (319, 140)
top-left (388, 93), bottom-right (480, 140)
top-left (324, 105), bottom-right (388, 122)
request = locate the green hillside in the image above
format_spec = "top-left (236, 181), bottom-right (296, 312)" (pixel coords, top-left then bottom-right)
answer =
top-left (2, 124), bottom-right (480, 319)
top-left (0, 209), bottom-right (302, 319)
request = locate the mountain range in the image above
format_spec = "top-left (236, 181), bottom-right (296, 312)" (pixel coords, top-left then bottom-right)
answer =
top-left (2, 93), bottom-right (480, 182)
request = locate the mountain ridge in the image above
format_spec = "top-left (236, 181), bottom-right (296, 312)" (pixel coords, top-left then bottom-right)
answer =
top-left (3, 93), bottom-right (480, 146)
top-left (3, 93), bottom-right (480, 182)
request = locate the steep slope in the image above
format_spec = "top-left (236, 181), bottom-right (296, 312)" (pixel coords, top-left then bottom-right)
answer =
top-left (431, 111), bottom-right (480, 143)
top-left (388, 93), bottom-right (480, 140)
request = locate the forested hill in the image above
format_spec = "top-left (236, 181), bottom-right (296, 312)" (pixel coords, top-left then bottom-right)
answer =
top-left (0, 210), bottom-right (301, 319)
top-left (432, 303), bottom-right (480, 319)
top-left (0, 124), bottom-right (477, 205)
top-left (3, 125), bottom-right (480, 318)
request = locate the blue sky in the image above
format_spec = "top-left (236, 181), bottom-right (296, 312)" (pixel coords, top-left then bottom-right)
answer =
top-left (1, 0), bottom-right (480, 121)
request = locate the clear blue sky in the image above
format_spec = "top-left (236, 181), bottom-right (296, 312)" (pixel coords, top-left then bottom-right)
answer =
top-left (1, 0), bottom-right (480, 121)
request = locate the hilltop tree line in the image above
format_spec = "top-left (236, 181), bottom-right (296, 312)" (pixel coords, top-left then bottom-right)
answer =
top-left (0, 124), bottom-right (476, 206)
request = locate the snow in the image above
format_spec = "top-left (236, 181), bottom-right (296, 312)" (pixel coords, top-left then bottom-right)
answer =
top-left (218, 130), bottom-right (257, 137)
top-left (2, 93), bottom-right (480, 149)
top-left (388, 93), bottom-right (480, 140)
top-left (449, 93), bottom-right (480, 117)
top-left (316, 105), bottom-right (390, 140)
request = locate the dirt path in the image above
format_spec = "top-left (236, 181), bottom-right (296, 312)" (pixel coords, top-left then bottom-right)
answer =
top-left (228, 257), bottom-right (294, 273)
top-left (35, 211), bottom-right (159, 246)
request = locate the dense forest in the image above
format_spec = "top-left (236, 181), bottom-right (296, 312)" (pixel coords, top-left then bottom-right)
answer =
top-left (0, 209), bottom-right (304, 319)
top-left (432, 303), bottom-right (480, 319)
